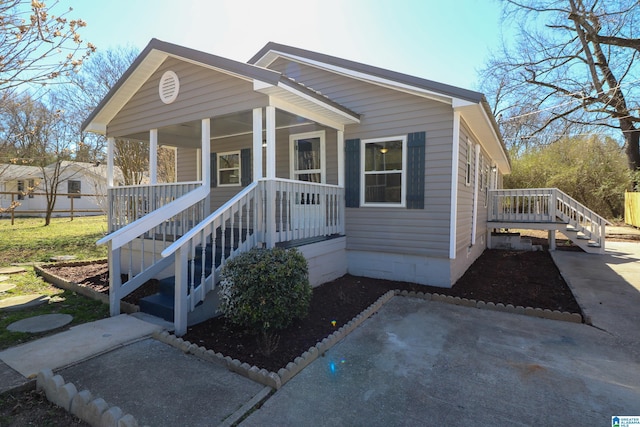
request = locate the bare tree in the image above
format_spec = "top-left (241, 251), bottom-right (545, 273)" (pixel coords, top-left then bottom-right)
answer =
top-left (481, 0), bottom-right (640, 172)
top-left (0, 91), bottom-right (81, 224)
top-left (0, 0), bottom-right (95, 91)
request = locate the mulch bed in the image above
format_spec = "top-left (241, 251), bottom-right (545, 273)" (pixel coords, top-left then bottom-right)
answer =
top-left (40, 248), bottom-right (581, 372)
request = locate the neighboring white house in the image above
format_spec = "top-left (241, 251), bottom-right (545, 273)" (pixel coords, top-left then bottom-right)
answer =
top-left (0, 161), bottom-right (116, 217)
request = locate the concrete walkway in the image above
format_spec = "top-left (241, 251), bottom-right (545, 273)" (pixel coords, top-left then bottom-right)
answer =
top-left (0, 241), bottom-right (638, 425)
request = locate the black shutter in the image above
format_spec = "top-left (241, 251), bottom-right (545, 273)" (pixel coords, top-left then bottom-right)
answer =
top-left (345, 138), bottom-right (360, 208)
top-left (210, 152), bottom-right (217, 188)
top-left (406, 132), bottom-right (425, 209)
top-left (241, 148), bottom-right (251, 186)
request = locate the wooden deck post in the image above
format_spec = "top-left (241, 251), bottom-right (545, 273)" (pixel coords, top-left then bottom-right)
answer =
top-left (548, 229), bottom-right (556, 251)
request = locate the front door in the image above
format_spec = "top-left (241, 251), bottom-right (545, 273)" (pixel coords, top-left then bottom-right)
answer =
top-left (290, 131), bottom-right (325, 231)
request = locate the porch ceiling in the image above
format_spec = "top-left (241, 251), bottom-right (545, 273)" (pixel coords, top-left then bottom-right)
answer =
top-left (123, 109), bottom-right (314, 147)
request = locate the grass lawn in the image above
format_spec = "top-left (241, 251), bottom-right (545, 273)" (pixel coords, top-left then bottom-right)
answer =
top-left (0, 216), bottom-right (110, 349)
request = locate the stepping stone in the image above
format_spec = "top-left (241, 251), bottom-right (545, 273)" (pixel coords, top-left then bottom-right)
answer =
top-left (0, 275), bottom-right (9, 282)
top-left (0, 266), bottom-right (26, 275)
top-left (0, 283), bottom-right (16, 293)
top-left (0, 295), bottom-right (48, 311)
top-left (7, 314), bottom-right (73, 333)
top-left (49, 255), bottom-right (76, 262)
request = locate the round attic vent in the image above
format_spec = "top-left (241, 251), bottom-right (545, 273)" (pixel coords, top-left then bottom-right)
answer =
top-left (159, 70), bottom-right (179, 104)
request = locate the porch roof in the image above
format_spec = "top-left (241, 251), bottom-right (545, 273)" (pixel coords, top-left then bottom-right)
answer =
top-left (82, 39), bottom-right (360, 135)
top-left (249, 42), bottom-right (511, 174)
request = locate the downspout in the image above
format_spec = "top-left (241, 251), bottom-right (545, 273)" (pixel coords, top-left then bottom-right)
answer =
top-left (449, 111), bottom-right (461, 259)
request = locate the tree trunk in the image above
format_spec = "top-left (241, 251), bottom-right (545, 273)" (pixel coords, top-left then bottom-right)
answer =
top-left (620, 120), bottom-right (640, 172)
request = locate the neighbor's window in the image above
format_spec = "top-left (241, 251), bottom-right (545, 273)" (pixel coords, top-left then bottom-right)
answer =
top-left (218, 151), bottom-right (241, 186)
top-left (68, 180), bottom-right (81, 198)
top-left (28, 179), bottom-right (35, 198)
top-left (17, 180), bottom-right (24, 200)
top-left (361, 136), bottom-right (406, 206)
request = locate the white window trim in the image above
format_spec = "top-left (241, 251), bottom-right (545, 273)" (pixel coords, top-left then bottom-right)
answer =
top-left (217, 150), bottom-right (241, 187)
top-left (289, 130), bottom-right (326, 183)
top-left (360, 135), bottom-right (407, 208)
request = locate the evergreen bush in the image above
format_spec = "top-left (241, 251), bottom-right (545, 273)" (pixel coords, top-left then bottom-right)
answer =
top-left (218, 247), bottom-right (311, 333)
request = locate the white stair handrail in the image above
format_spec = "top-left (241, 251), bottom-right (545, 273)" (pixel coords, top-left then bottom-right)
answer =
top-left (98, 185), bottom-right (209, 250)
top-left (161, 182), bottom-right (258, 258)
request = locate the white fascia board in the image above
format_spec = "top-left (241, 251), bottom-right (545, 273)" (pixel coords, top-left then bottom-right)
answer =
top-left (269, 97), bottom-right (345, 131)
top-left (85, 123), bottom-right (107, 135)
top-left (254, 80), bottom-right (275, 91)
top-left (270, 51), bottom-right (453, 105)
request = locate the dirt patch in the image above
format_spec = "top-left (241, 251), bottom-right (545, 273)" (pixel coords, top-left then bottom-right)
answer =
top-left (40, 249), bottom-right (581, 372)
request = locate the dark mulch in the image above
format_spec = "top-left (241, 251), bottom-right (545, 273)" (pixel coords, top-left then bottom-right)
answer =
top-left (0, 388), bottom-right (89, 426)
top-left (41, 249), bottom-right (581, 373)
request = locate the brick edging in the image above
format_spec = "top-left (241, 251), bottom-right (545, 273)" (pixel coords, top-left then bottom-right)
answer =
top-left (36, 369), bottom-right (139, 427)
top-left (34, 261), bottom-right (139, 315)
top-left (153, 290), bottom-right (397, 390)
top-left (395, 290), bottom-right (583, 323)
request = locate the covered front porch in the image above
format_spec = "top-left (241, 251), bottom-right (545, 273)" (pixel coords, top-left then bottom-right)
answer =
top-left (81, 40), bottom-right (360, 335)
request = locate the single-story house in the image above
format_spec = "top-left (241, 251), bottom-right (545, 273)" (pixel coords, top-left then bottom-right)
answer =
top-left (83, 39), bottom-right (608, 335)
top-left (0, 161), bottom-right (114, 217)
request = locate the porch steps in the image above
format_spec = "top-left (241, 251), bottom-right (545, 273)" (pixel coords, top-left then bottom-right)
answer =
top-left (138, 242), bottom-right (221, 325)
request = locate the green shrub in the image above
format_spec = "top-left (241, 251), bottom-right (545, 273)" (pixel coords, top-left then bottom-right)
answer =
top-left (218, 247), bottom-right (311, 333)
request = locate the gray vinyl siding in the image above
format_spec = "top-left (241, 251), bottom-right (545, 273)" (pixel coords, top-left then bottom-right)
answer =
top-left (269, 58), bottom-right (453, 258)
top-left (176, 147), bottom-right (199, 182)
top-left (451, 119), bottom-right (495, 283)
top-left (108, 57), bottom-right (267, 138)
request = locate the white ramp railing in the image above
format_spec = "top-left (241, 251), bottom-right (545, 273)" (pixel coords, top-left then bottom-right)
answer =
top-left (489, 188), bottom-right (610, 251)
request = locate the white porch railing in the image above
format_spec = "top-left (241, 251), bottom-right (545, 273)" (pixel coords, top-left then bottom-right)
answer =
top-left (97, 185), bottom-right (208, 317)
top-left (159, 178), bottom-right (345, 335)
top-left (489, 188), bottom-right (610, 249)
top-left (108, 181), bottom-right (202, 232)
top-left (265, 178), bottom-right (345, 245)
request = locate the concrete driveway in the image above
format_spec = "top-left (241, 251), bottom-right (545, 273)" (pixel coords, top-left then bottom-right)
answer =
top-left (242, 241), bottom-right (640, 426)
top-left (240, 296), bottom-right (640, 426)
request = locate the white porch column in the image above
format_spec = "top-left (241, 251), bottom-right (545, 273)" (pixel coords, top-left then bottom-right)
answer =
top-left (149, 129), bottom-right (158, 185)
top-left (107, 137), bottom-right (115, 187)
top-left (253, 108), bottom-right (263, 180)
top-left (265, 105), bottom-right (276, 179)
top-left (337, 130), bottom-right (345, 187)
top-left (265, 105), bottom-right (276, 248)
top-left (201, 118), bottom-right (211, 186)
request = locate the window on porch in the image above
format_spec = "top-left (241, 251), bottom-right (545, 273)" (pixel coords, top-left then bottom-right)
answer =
top-left (217, 151), bottom-right (241, 186)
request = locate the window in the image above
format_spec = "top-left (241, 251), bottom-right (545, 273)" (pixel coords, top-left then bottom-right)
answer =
top-left (28, 179), bottom-right (35, 198)
top-left (17, 180), bottom-right (24, 200)
top-left (361, 136), bottom-right (407, 206)
top-left (217, 151), bottom-right (241, 186)
top-left (465, 139), bottom-right (472, 186)
top-left (290, 131), bottom-right (325, 183)
top-left (68, 180), bottom-right (81, 198)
